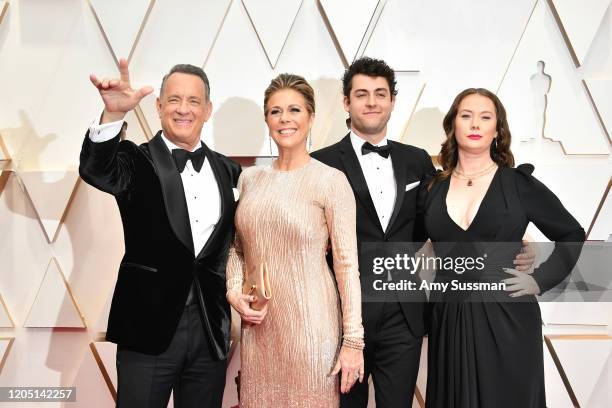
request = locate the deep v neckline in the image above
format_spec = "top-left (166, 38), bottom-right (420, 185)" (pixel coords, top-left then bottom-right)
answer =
top-left (443, 167), bottom-right (500, 233)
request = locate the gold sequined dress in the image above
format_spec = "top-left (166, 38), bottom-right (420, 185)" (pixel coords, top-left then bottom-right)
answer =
top-left (226, 158), bottom-right (364, 407)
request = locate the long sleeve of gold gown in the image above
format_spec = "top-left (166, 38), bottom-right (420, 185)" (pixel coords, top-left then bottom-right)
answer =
top-left (323, 169), bottom-right (364, 341)
top-left (226, 159), bottom-right (363, 407)
top-left (226, 175), bottom-right (245, 295)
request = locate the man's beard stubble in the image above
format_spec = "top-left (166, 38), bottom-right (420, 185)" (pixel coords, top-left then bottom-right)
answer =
top-left (350, 112), bottom-right (391, 137)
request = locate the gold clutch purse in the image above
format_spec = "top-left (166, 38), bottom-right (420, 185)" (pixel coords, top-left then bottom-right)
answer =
top-left (242, 262), bottom-right (272, 311)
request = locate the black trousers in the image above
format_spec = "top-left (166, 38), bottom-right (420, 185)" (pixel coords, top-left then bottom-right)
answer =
top-left (115, 303), bottom-right (227, 408)
top-left (341, 301), bottom-right (422, 408)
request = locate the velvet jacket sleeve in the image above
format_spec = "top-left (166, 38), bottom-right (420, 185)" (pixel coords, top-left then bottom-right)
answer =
top-left (79, 130), bottom-right (137, 197)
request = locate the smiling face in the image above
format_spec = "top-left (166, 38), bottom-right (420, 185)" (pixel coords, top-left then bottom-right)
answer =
top-left (453, 93), bottom-right (498, 155)
top-left (265, 88), bottom-right (314, 152)
top-left (156, 72), bottom-right (212, 150)
top-left (344, 74), bottom-right (395, 141)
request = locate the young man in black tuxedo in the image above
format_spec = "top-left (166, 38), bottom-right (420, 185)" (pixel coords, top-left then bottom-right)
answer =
top-left (311, 57), bottom-right (434, 408)
top-left (80, 60), bottom-right (261, 407)
top-left (311, 57), bottom-right (534, 407)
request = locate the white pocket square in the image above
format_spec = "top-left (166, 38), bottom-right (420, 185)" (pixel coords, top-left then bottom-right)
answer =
top-left (232, 188), bottom-right (240, 201)
top-left (405, 181), bottom-right (420, 192)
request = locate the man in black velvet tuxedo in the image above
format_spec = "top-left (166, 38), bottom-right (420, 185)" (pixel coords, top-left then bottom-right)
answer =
top-left (80, 60), bottom-right (248, 407)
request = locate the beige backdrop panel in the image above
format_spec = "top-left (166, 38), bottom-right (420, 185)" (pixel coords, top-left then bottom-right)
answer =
top-left (0, 1), bottom-right (610, 407)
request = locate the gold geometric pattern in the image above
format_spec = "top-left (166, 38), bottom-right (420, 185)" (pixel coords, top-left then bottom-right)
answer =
top-left (90, 342), bottom-right (117, 402)
top-left (0, 293), bottom-right (14, 328)
top-left (242, 0), bottom-right (304, 69)
top-left (94, 287), bottom-right (113, 337)
top-left (129, 0), bottom-right (232, 80)
top-left (584, 79), bottom-right (612, 145)
top-left (24, 258), bottom-right (87, 328)
top-left (71, 341), bottom-right (117, 407)
top-left (545, 335), bottom-right (612, 407)
top-left (414, 386), bottom-right (425, 408)
top-left (0, 166), bottom-right (10, 196)
top-left (414, 337), bottom-right (429, 407)
top-left (0, 1), bottom-right (8, 27)
top-left (197, 0), bottom-right (275, 156)
top-left (8, 0), bottom-right (119, 173)
top-left (0, 2), bottom-right (610, 406)
top-left (498, 0), bottom-right (609, 154)
top-left (541, 301), bottom-right (611, 327)
top-left (587, 177), bottom-right (612, 240)
top-left (318, 0), bottom-right (380, 66)
top-left (88, 0), bottom-right (156, 144)
top-left (548, 0), bottom-right (611, 67)
top-left (362, 0), bottom-right (423, 72)
top-left (127, 0), bottom-right (233, 138)
top-left (88, 0), bottom-right (154, 64)
top-left (18, 170), bottom-right (80, 243)
top-left (543, 336), bottom-right (580, 407)
top-left (0, 337), bottom-right (15, 376)
top-left (120, 109), bottom-right (151, 144)
top-left (0, 133), bottom-right (10, 194)
top-left (0, 133), bottom-right (9, 162)
top-left (400, 0), bottom-right (537, 155)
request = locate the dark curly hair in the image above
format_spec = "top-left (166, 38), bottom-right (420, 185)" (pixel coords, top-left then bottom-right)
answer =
top-left (432, 88), bottom-right (515, 186)
top-left (342, 57), bottom-right (397, 99)
top-left (342, 57), bottom-right (397, 127)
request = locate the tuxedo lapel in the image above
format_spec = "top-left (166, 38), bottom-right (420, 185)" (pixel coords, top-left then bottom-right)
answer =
top-left (148, 132), bottom-right (195, 254)
top-left (196, 144), bottom-right (233, 259)
top-left (338, 135), bottom-right (383, 232)
top-left (386, 141), bottom-right (407, 234)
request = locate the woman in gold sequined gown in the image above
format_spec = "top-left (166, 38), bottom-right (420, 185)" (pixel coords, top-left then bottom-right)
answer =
top-left (226, 74), bottom-right (365, 407)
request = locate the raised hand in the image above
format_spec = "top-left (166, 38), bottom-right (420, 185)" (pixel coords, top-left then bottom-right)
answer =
top-left (89, 58), bottom-right (154, 123)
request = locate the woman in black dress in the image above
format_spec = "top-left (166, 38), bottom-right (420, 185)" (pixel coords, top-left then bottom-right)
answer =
top-left (420, 88), bottom-right (585, 407)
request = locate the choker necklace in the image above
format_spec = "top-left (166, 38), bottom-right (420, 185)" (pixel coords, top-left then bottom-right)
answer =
top-left (452, 163), bottom-right (497, 186)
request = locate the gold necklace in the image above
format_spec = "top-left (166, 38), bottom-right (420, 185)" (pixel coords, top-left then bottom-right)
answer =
top-left (452, 163), bottom-right (498, 186)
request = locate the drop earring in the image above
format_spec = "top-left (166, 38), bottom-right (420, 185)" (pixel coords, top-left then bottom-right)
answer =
top-left (493, 132), bottom-right (498, 153)
top-left (308, 129), bottom-right (312, 152)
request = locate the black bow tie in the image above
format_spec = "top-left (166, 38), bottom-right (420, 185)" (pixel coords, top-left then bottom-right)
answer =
top-left (172, 146), bottom-right (206, 173)
top-left (361, 142), bottom-right (392, 159)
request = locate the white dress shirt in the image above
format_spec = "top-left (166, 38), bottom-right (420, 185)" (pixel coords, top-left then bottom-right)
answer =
top-left (350, 131), bottom-right (396, 232)
top-left (88, 118), bottom-right (221, 255)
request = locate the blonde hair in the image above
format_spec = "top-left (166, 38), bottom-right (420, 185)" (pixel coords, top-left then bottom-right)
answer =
top-left (264, 73), bottom-right (315, 115)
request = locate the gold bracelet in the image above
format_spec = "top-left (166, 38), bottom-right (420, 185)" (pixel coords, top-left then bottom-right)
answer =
top-left (342, 337), bottom-right (365, 350)
top-left (343, 343), bottom-right (365, 350)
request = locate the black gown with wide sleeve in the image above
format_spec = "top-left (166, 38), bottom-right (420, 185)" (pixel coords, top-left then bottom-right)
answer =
top-left (420, 164), bottom-right (585, 408)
